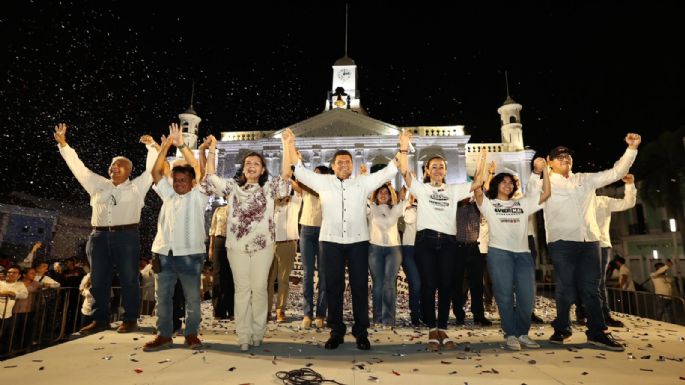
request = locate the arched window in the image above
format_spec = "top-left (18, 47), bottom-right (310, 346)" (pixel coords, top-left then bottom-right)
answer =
top-left (509, 116), bottom-right (517, 124)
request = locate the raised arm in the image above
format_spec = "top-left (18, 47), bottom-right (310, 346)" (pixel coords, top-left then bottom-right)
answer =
top-left (472, 149), bottom-right (488, 205)
top-left (280, 128), bottom-right (295, 179)
top-left (606, 174), bottom-right (637, 212)
top-left (151, 133), bottom-right (173, 185)
top-left (586, 133), bottom-right (641, 190)
top-left (53, 123), bottom-right (107, 194)
top-left (398, 129), bottom-right (413, 187)
top-left (169, 123), bottom-right (201, 183)
top-left (198, 136), bottom-right (211, 180)
top-left (205, 135), bottom-right (218, 175)
top-left (538, 158), bottom-right (551, 204)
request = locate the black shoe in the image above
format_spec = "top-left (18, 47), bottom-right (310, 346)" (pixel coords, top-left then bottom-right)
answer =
top-left (474, 318), bottom-right (493, 327)
top-left (549, 330), bottom-right (572, 344)
top-left (324, 336), bottom-right (344, 350)
top-left (605, 318), bottom-right (625, 328)
top-left (587, 333), bottom-right (625, 352)
top-left (575, 317), bottom-right (587, 326)
top-left (455, 318), bottom-right (465, 326)
top-left (355, 335), bottom-right (371, 350)
top-left (531, 314), bottom-right (545, 324)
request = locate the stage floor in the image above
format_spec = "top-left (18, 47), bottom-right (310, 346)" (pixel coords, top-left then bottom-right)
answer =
top-left (2, 298), bottom-right (684, 385)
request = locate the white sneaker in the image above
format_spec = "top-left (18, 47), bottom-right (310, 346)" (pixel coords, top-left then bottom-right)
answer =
top-left (239, 343), bottom-right (250, 352)
top-left (506, 335), bottom-right (521, 351)
top-left (518, 335), bottom-right (541, 348)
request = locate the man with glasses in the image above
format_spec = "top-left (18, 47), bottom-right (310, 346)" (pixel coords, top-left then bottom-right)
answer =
top-left (53, 123), bottom-right (158, 334)
top-left (528, 134), bottom-right (640, 352)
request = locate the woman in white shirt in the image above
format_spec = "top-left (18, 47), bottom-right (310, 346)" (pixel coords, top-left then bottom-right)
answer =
top-left (400, 153), bottom-right (473, 351)
top-left (204, 132), bottom-right (294, 351)
top-left (473, 156), bottom-right (550, 351)
top-left (401, 194), bottom-right (422, 327)
top-left (367, 183), bottom-right (404, 327)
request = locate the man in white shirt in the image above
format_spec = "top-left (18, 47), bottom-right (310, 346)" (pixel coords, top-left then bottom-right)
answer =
top-left (614, 256), bottom-right (635, 291)
top-left (651, 260), bottom-right (675, 322)
top-left (54, 123), bottom-right (158, 334)
top-left (291, 131), bottom-right (410, 350)
top-left (529, 133), bottom-right (640, 352)
top-left (1, 266), bottom-right (29, 355)
top-left (576, 175), bottom-right (636, 327)
top-left (143, 125), bottom-right (208, 352)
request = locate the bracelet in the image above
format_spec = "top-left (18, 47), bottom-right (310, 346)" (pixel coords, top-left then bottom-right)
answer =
top-left (399, 150), bottom-right (408, 154)
top-left (177, 143), bottom-right (187, 149)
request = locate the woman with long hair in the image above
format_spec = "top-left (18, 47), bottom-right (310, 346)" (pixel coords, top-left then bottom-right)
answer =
top-left (472, 154), bottom-right (550, 351)
top-left (204, 130), bottom-right (295, 351)
top-left (367, 182), bottom-right (404, 327)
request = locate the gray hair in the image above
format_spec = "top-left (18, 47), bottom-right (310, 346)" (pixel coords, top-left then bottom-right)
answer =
top-left (111, 156), bottom-right (133, 171)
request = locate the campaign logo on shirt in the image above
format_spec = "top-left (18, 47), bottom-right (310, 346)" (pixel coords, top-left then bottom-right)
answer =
top-left (492, 201), bottom-right (523, 223)
top-left (429, 191), bottom-right (450, 211)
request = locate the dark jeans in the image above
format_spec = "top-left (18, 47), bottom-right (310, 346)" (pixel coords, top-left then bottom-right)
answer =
top-left (415, 229), bottom-right (458, 329)
top-left (300, 225), bottom-right (327, 318)
top-left (86, 229), bottom-right (140, 323)
top-left (452, 242), bottom-right (485, 320)
top-left (549, 240), bottom-right (606, 338)
top-left (212, 236), bottom-right (234, 318)
top-left (575, 246), bottom-right (613, 321)
top-left (320, 241), bottom-right (370, 338)
top-left (401, 245), bottom-right (422, 323)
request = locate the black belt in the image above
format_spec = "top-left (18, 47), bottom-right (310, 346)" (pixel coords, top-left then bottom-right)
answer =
top-left (93, 223), bottom-right (139, 232)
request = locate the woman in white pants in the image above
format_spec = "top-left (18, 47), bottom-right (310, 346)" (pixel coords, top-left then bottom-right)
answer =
top-left (204, 131), bottom-right (294, 351)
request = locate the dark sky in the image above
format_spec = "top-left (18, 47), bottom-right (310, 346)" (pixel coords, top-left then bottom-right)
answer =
top-left (3, 1), bottom-right (685, 203)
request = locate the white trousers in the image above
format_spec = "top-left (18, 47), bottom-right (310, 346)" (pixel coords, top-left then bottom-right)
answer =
top-left (229, 246), bottom-right (274, 344)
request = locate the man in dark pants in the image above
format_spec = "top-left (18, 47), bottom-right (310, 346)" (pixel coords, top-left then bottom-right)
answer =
top-left (528, 134), bottom-right (640, 352)
top-left (452, 199), bottom-right (491, 326)
top-left (54, 123), bottom-right (157, 334)
top-left (209, 205), bottom-right (234, 320)
top-left (292, 132), bottom-right (409, 350)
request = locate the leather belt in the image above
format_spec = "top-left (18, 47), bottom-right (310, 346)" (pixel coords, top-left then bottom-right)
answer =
top-left (93, 223), bottom-right (139, 232)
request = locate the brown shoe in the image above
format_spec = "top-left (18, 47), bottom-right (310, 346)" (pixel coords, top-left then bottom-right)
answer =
top-left (427, 329), bottom-right (440, 351)
top-left (143, 335), bottom-right (173, 352)
top-left (117, 320), bottom-right (138, 333)
top-left (79, 321), bottom-right (111, 334)
top-left (302, 316), bottom-right (312, 329)
top-left (314, 317), bottom-right (325, 329)
top-left (276, 309), bottom-right (286, 323)
top-left (185, 334), bottom-right (203, 350)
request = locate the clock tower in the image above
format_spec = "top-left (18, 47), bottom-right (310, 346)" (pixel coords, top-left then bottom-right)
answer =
top-left (327, 55), bottom-right (361, 111)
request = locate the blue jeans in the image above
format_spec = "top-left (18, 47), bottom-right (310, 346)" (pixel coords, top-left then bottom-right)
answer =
top-left (320, 241), bottom-right (369, 338)
top-left (86, 229), bottom-right (140, 323)
top-left (576, 246), bottom-right (613, 321)
top-left (549, 240), bottom-right (606, 338)
top-left (487, 247), bottom-right (535, 337)
top-left (300, 225), bottom-right (327, 318)
top-left (401, 245), bottom-right (422, 323)
top-left (415, 229), bottom-right (458, 329)
top-left (368, 244), bottom-right (402, 325)
top-left (154, 253), bottom-right (204, 337)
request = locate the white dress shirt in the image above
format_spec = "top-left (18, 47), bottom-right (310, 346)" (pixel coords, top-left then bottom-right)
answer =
top-left (275, 193), bottom-right (302, 242)
top-left (34, 274), bottom-right (61, 288)
top-left (151, 178), bottom-right (209, 256)
top-left (58, 144), bottom-right (157, 226)
top-left (294, 160), bottom-right (398, 244)
top-left (402, 203), bottom-right (417, 246)
top-left (527, 148), bottom-right (637, 243)
top-left (594, 184), bottom-right (637, 247)
top-left (368, 202), bottom-right (404, 247)
top-left (409, 176), bottom-right (472, 236)
top-left (618, 264), bottom-right (636, 291)
top-left (299, 189), bottom-right (322, 227)
top-left (0, 281), bottom-right (29, 319)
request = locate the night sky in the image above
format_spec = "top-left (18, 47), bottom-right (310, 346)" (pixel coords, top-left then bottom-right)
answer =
top-left (3, 2), bottom-right (685, 204)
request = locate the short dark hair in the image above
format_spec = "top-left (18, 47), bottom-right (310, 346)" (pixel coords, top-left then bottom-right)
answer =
top-left (330, 150), bottom-right (353, 165)
top-left (654, 262), bottom-right (665, 270)
top-left (237, 152), bottom-right (269, 187)
top-left (486, 173), bottom-right (518, 200)
top-left (314, 165), bottom-right (332, 174)
top-left (548, 146), bottom-right (574, 160)
top-left (172, 164), bottom-right (196, 180)
top-left (614, 256), bottom-right (626, 264)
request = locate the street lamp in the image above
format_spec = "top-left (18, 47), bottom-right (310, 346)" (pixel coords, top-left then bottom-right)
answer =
top-left (670, 218), bottom-right (682, 294)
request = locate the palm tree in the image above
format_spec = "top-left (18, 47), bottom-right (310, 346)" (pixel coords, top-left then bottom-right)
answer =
top-left (631, 126), bottom-right (685, 260)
